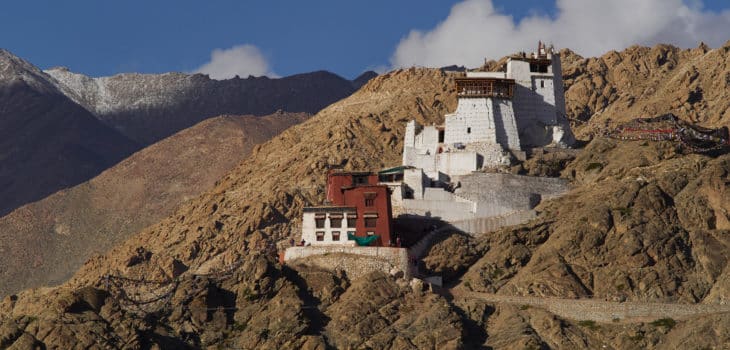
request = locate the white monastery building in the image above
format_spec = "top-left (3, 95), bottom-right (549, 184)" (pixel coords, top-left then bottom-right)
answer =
top-left (392, 43), bottom-right (574, 234)
top-left (403, 42), bottom-right (574, 179)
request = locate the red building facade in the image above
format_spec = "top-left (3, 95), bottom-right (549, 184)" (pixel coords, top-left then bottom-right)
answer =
top-left (324, 170), bottom-right (393, 246)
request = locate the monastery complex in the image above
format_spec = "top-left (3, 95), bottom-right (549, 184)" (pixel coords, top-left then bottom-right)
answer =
top-left (284, 43), bottom-right (574, 277)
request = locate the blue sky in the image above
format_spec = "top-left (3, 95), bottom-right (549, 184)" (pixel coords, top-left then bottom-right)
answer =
top-left (1, 0), bottom-right (729, 79)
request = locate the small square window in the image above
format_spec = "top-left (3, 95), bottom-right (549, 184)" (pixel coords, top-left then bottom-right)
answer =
top-left (316, 231), bottom-right (324, 241)
top-left (330, 218), bottom-right (342, 228)
top-left (365, 218), bottom-right (377, 228)
top-left (365, 198), bottom-right (374, 207)
top-left (315, 218), bottom-right (325, 228)
top-left (347, 219), bottom-right (356, 228)
top-left (332, 231), bottom-right (340, 241)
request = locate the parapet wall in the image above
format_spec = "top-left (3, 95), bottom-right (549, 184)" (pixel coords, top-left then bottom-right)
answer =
top-left (284, 246), bottom-right (411, 280)
top-left (450, 209), bottom-right (537, 234)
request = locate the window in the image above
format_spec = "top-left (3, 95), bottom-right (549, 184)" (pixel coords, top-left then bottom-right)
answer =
top-left (316, 231), bottom-right (325, 241)
top-left (347, 214), bottom-right (357, 228)
top-left (467, 127), bottom-right (471, 134)
top-left (353, 175), bottom-right (369, 185)
top-left (438, 130), bottom-right (445, 143)
top-left (540, 80), bottom-right (544, 88)
top-left (530, 63), bottom-right (549, 73)
top-left (332, 231), bottom-right (340, 241)
top-left (329, 217), bottom-right (342, 228)
top-left (364, 192), bottom-right (376, 207)
top-left (365, 218), bottom-right (377, 228)
top-left (315, 218), bottom-right (325, 228)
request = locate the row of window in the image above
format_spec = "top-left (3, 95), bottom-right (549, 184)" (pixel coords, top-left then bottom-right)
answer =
top-left (314, 217), bottom-right (378, 228)
top-left (315, 231), bottom-right (375, 241)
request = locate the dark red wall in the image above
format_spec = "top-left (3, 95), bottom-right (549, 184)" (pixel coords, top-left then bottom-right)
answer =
top-left (342, 185), bottom-right (393, 246)
top-left (325, 170), bottom-right (393, 246)
top-left (326, 171), bottom-right (378, 205)
top-left (326, 172), bottom-right (351, 205)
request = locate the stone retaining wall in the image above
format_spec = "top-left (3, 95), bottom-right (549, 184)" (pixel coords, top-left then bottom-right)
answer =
top-left (456, 290), bottom-right (730, 323)
top-left (284, 246), bottom-right (410, 280)
top-left (450, 210), bottom-right (537, 234)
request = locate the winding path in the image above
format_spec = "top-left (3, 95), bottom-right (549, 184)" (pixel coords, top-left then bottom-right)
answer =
top-left (450, 289), bottom-right (730, 323)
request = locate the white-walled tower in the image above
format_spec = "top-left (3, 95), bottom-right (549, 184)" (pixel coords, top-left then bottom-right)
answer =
top-left (402, 42), bottom-right (574, 180)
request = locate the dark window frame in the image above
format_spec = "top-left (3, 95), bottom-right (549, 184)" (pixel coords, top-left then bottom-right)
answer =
top-left (315, 218), bottom-right (325, 228)
top-left (364, 217), bottom-right (377, 228)
top-left (330, 217), bottom-right (342, 228)
top-left (352, 175), bottom-right (369, 185)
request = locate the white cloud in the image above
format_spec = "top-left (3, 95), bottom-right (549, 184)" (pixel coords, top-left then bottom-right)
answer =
top-left (194, 44), bottom-right (277, 79)
top-left (391, 0), bottom-right (730, 68)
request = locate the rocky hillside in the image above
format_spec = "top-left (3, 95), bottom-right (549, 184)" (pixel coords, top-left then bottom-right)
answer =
top-left (1, 43), bottom-right (730, 348)
top-left (422, 137), bottom-right (730, 348)
top-left (0, 49), bottom-right (139, 217)
top-left (452, 138), bottom-right (729, 304)
top-left (47, 67), bottom-right (375, 145)
top-left (0, 112), bottom-right (308, 297)
top-left (562, 42), bottom-right (730, 137)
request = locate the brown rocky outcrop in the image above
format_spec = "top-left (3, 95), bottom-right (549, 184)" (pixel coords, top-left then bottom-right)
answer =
top-left (562, 43), bottom-right (730, 138)
top-left (459, 138), bottom-right (730, 304)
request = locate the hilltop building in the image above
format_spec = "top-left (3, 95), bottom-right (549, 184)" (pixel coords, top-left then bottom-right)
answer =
top-left (300, 170), bottom-right (394, 247)
top-left (284, 43), bottom-right (575, 280)
top-left (393, 43), bottom-right (573, 234)
top-left (284, 170), bottom-right (409, 281)
top-left (403, 42), bottom-right (574, 179)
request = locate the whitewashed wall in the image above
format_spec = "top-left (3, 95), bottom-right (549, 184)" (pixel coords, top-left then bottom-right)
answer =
top-left (436, 151), bottom-right (479, 176)
top-left (444, 98), bottom-right (496, 145)
top-left (301, 211), bottom-right (357, 246)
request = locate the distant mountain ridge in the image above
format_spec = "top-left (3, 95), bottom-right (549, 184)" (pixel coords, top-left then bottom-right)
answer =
top-left (0, 49), bottom-right (139, 217)
top-left (0, 48), bottom-right (372, 215)
top-left (46, 67), bottom-right (376, 144)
